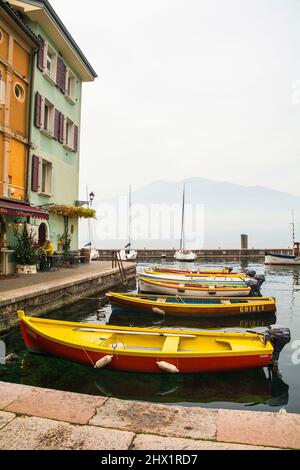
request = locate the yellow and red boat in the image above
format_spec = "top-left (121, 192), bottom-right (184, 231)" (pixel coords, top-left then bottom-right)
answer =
top-left (151, 266), bottom-right (248, 278)
top-left (18, 311), bottom-right (290, 374)
top-left (107, 292), bottom-right (276, 318)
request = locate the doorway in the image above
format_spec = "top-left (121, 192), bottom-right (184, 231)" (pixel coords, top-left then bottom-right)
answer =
top-left (38, 223), bottom-right (47, 245)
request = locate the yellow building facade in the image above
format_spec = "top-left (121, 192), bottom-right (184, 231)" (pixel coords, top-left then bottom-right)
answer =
top-left (0, 1), bottom-right (37, 201)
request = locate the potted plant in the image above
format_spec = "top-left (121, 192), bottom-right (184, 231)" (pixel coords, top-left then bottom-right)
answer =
top-left (14, 225), bottom-right (45, 274)
top-left (57, 232), bottom-right (72, 253)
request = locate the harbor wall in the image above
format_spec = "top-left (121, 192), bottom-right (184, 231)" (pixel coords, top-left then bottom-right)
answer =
top-left (0, 265), bottom-right (136, 333)
top-left (96, 248), bottom-right (293, 260)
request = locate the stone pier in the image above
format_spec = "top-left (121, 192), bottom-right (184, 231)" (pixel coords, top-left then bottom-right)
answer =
top-left (0, 382), bottom-right (299, 450)
top-left (0, 261), bottom-right (136, 333)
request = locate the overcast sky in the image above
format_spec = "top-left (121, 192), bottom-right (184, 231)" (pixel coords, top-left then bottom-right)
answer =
top-left (51, 0), bottom-right (300, 200)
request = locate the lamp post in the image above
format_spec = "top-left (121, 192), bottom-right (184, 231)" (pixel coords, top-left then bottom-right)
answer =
top-left (89, 192), bottom-right (95, 207)
top-left (75, 191), bottom-right (95, 208)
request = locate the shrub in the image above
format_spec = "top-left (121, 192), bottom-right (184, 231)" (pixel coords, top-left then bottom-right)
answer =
top-left (14, 225), bottom-right (45, 265)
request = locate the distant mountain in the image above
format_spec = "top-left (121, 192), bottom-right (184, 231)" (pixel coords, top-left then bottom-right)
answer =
top-left (81, 178), bottom-right (300, 249)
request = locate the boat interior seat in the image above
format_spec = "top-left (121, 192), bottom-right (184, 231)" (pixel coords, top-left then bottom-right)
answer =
top-left (221, 300), bottom-right (231, 304)
top-left (156, 298), bottom-right (167, 303)
top-left (161, 335), bottom-right (180, 353)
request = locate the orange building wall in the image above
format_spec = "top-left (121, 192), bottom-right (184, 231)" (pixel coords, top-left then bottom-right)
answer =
top-left (0, 27), bottom-right (9, 62)
top-left (8, 138), bottom-right (26, 200)
top-left (10, 75), bottom-right (28, 136)
top-left (13, 39), bottom-right (29, 77)
top-left (0, 22), bottom-right (32, 201)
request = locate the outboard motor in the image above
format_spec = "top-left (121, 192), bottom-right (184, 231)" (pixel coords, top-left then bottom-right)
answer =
top-left (245, 269), bottom-right (256, 278)
top-left (254, 274), bottom-right (266, 288)
top-left (246, 278), bottom-right (261, 296)
top-left (266, 326), bottom-right (291, 369)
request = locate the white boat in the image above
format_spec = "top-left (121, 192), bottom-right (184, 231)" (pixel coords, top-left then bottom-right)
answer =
top-left (175, 250), bottom-right (197, 262)
top-left (138, 275), bottom-right (252, 297)
top-left (120, 249), bottom-right (138, 261)
top-left (175, 184), bottom-right (197, 262)
top-left (119, 185), bottom-right (137, 262)
top-left (265, 212), bottom-right (300, 266)
top-left (91, 248), bottom-right (100, 261)
top-left (265, 251), bottom-right (300, 266)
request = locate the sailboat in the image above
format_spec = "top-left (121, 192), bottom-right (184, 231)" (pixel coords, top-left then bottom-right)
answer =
top-left (265, 211), bottom-right (300, 266)
top-left (120, 185), bottom-right (137, 261)
top-left (174, 184), bottom-right (197, 262)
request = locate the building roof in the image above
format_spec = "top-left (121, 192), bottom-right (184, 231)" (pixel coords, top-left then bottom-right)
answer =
top-left (0, 0), bottom-right (39, 46)
top-left (7, 0), bottom-right (98, 81)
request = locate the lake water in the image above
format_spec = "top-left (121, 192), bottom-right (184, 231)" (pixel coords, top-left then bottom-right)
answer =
top-left (1, 259), bottom-right (299, 413)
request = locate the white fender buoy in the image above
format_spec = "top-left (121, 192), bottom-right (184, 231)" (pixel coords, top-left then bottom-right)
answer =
top-left (94, 355), bottom-right (113, 369)
top-left (157, 361), bottom-right (179, 374)
top-left (152, 307), bottom-right (165, 315)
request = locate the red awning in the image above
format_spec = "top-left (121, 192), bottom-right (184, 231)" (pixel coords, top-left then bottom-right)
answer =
top-left (0, 200), bottom-right (49, 220)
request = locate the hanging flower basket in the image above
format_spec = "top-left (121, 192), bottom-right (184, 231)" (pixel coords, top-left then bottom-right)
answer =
top-left (48, 205), bottom-right (96, 219)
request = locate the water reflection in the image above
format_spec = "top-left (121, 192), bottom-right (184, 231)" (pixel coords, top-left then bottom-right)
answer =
top-left (1, 258), bottom-right (298, 413)
top-left (1, 350), bottom-right (287, 409)
top-left (94, 368), bottom-right (288, 408)
top-left (108, 310), bottom-right (277, 330)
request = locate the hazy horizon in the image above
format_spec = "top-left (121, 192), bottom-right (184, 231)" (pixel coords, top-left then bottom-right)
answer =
top-left (80, 177), bottom-right (300, 249)
top-left (49, 0), bottom-right (300, 203)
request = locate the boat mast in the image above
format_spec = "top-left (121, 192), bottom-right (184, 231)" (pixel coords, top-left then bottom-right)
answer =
top-left (291, 209), bottom-right (295, 246)
top-left (128, 185), bottom-right (132, 250)
top-left (180, 183), bottom-right (185, 251)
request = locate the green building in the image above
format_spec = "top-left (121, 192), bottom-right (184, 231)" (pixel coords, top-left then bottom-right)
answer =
top-left (9, 0), bottom-right (97, 250)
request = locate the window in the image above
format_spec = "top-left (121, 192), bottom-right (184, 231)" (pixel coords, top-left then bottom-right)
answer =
top-left (40, 159), bottom-right (52, 195)
top-left (65, 118), bottom-right (75, 150)
top-left (43, 44), bottom-right (57, 84)
top-left (66, 69), bottom-right (76, 103)
top-left (43, 99), bottom-right (54, 135)
top-left (14, 83), bottom-right (25, 102)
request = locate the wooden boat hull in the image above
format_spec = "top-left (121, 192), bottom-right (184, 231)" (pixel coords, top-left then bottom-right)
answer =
top-left (265, 253), bottom-right (300, 266)
top-left (152, 266), bottom-right (247, 278)
top-left (138, 276), bottom-right (251, 297)
top-left (18, 312), bottom-right (273, 374)
top-left (152, 266), bottom-right (239, 276)
top-left (142, 270), bottom-right (248, 285)
top-left (107, 292), bottom-right (276, 318)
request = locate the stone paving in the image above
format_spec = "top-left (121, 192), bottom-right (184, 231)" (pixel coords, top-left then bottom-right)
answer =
top-left (0, 261), bottom-right (126, 298)
top-left (0, 381), bottom-right (299, 450)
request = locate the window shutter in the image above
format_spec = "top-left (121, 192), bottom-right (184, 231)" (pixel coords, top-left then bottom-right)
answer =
top-left (56, 57), bottom-right (62, 88)
top-left (35, 92), bottom-right (42, 129)
top-left (61, 62), bottom-right (67, 93)
top-left (57, 57), bottom-right (66, 93)
top-left (74, 125), bottom-right (79, 152)
top-left (31, 155), bottom-right (40, 192)
top-left (54, 109), bottom-right (60, 140)
top-left (37, 36), bottom-right (45, 72)
top-left (59, 113), bottom-right (65, 144)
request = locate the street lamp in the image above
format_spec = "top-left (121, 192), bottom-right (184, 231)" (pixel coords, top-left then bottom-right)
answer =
top-left (89, 192), bottom-right (95, 206)
top-left (75, 191), bottom-right (96, 208)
